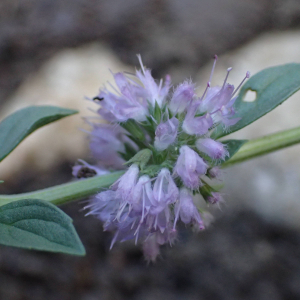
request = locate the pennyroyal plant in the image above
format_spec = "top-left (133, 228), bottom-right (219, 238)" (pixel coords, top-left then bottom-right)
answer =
top-left (0, 58), bottom-right (300, 260)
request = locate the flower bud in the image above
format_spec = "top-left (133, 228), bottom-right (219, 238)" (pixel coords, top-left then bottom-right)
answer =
top-left (154, 117), bottom-right (179, 151)
top-left (174, 188), bottom-right (204, 230)
top-left (207, 192), bottom-right (223, 205)
top-left (207, 167), bottom-right (222, 179)
top-left (182, 103), bottom-right (213, 136)
top-left (111, 164), bottom-right (139, 201)
top-left (196, 138), bottom-right (228, 160)
top-left (174, 146), bottom-right (208, 189)
top-left (152, 168), bottom-right (179, 211)
top-left (169, 81), bottom-right (195, 114)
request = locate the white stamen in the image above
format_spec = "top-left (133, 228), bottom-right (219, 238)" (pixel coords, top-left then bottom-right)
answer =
top-left (115, 201), bottom-right (127, 221)
top-left (232, 71), bottom-right (251, 97)
top-left (209, 55), bottom-right (218, 83)
top-left (110, 231), bottom-right (119, 249)
top-left (137, 54), bottom-right (146, 74)
top-left (158, 78), bottom-right (163, 91)
top-left (222, 67), bottom-right (232, 89)
top-left (200, 82), bottom-right (211, 101)
top-left (131, 218), bottom-right (137, 230)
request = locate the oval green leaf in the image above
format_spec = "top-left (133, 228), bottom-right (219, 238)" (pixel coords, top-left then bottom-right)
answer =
top-left (0, 106), bottom-right (78, 162)
top-left (0, 199), bottom-right (85, 255)
top-left (213, 63), bottom-right (300, 138)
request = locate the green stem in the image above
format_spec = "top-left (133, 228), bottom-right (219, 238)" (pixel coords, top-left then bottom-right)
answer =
top-left (0, 171), bottom-right (125, 207)
top-left (222, 125), bottom-right (300, 167)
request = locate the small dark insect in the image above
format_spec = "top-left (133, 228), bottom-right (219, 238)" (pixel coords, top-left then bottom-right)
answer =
top-left (76, 167), bottom-right (97, 178)
top-left (93, 96), bottom-right (104, 101)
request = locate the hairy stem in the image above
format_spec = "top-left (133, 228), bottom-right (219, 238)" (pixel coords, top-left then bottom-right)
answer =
top-left (0, 171), bottom-right (125, 207)
top-left (222, 125), bottom-right (300, 167)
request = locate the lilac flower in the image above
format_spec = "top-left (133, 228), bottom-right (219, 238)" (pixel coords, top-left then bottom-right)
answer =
top-left (143, 227), bottom-right (177, 262)
top-left (182, 103), bottom-right (213, 136)
top-left (96, 82), bottom-right (147, 122)
top-left (89, 124), bottom-right (126, 169)
top-left (169, 81), bottom-right (195, 114)
top-left (130, 175), bottom-right (153, 217)
top-left (77, 55), bottom-right (249, 261)
top-left (85, 190), bottom-right (120, 227)
top-left (198, 68), bottom-right (250, 128)
top-left (212, 97), bottom-right (241, 128)
top-left (151, 168), bottom-right (179, 213)
top-left (135, 55), bottom-right (171, 107)
top-left (111, 164), bottom-right (139, 202)
top-left (174, 188), bottom-right (204, 230)
top-left (143, 234), bottom-right (160, 262)
top-left (196, 138), bottom-right (228, 160)
top-left (207, 166), bottom-right (222, 179)
top-left (174, 146), bottom-right (208, 189)
top-left (199, 84), bottom-right (234, 114)
top-left (154, 117), bottom-right (179, 151)
top-left (207, 192), bottom-right (224, 205)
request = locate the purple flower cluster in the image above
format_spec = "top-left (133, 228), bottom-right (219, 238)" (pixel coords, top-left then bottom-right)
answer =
top-left (74, 55), bottom-right (249, 261)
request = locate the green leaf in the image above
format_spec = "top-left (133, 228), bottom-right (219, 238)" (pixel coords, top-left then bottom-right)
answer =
top-left (154, 101), bottom-right (162, 123)
top-left (222, 139), bottom-right (248, 162)
top-left (213, 63), bottom-right (300, 138)
top-left (0, 106), bottom-right (78, 162)
top-left (0, 199), bottom-right (85, 255)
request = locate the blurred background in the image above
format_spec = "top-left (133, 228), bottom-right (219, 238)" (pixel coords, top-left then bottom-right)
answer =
top-left (1, 0), bottom-right (300, 299)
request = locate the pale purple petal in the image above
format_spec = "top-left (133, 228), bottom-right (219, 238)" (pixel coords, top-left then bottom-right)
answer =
top-left (169, 81), bottom-right (195, 114)
top-left (174, 146), bottom-right (208, 189)
top-left (154, 117), bottom-right (179, 151)
top-left (174, 188), bottom-right (204, 230)
top-left (111, 164), bottom-right (139, 201)
top-left (152, 168), bottom-right (179, 210)
top-left (182, 103), bottom-right (213, 136)
top-left (207, 192), bottom-right (224, 204)
top-left (196, 138), bottom-right (228, 160)
top-left (143, 234), bottom-right (160, 262)
top-left (90, 124), bottom-right (126, 169)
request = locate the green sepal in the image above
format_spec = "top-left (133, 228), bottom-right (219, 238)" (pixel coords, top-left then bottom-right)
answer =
top-left (124, 149), bottom-right (152, 169)
top-left (199, 181), bottom-right (222, 201)
top-left (139, 164), bottom-right (162, 177)
top-left (199, 185), bottom-right (213, 199)
top-left (153, 101), bottom-right (162, 123)
top-left (120, 119), bottom-right (145, 142)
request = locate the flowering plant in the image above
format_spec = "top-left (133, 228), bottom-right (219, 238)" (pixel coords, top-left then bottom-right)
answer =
top-left (0, 57), bottom-right (300, 260)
